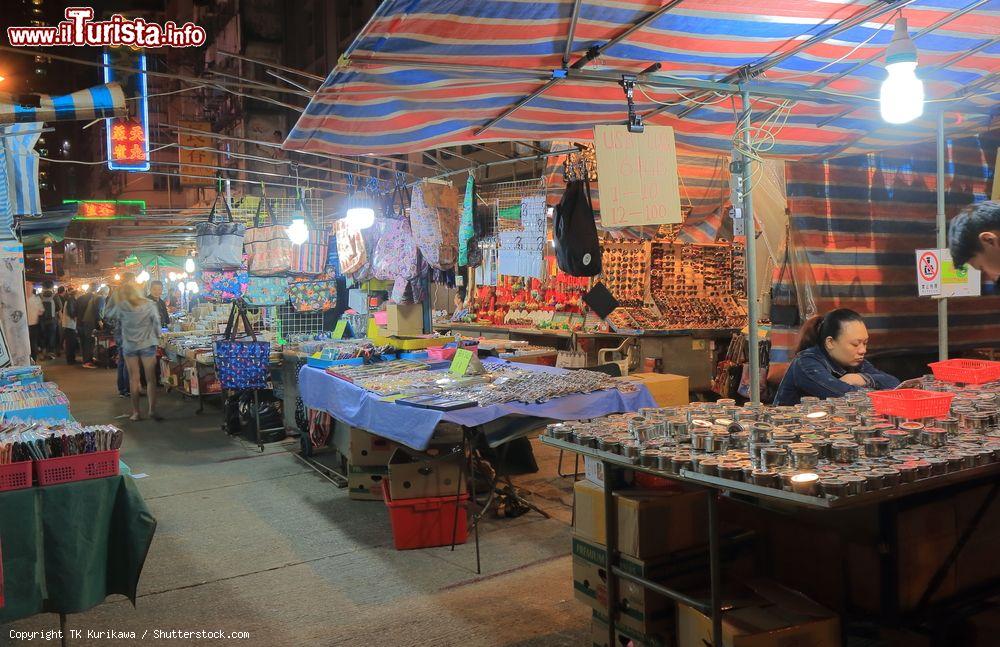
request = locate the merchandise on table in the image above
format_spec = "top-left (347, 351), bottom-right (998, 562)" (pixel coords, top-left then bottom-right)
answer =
top-left (0, 366), bottom-right (43, 386)
top-left (1, 419), bottom-right (123, 464)
top-left (0, 382), bottom-right (69, 412)
top-left (546, 378), bottom-right (999, 501)
top-left (325, 359), bottom-right (430, 384)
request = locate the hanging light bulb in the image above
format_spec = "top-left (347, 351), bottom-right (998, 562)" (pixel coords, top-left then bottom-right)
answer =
top-left (286, 196), bottom-right (311, 245)
top-left (185, 280), bottom-right (199, 294)
top-left (114, 273), bottom-right (121, 281)
top-left (184, 257), bottom-right (195, 273)
top-left (168, 272), bottom-right (177, 282)
top-left (136, 270), bottom-right (150, 284)
top-left (879, 17), bottom-right (924, 124)
top-left (345, 190), bottom-right (376, 229)
top-left (81, 283), bottom-right (90, 293)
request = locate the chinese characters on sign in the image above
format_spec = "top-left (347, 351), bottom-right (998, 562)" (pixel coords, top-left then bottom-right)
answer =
top-left (63, 199), bottom-right (144, 220)
top-left (177, 120), bottom-right (217, 185)
top-left (103, 46), bottom-right (149, 171)
top-left (915, 248), bottom-right (981, 297)
top-left (109, 117), bottom-right (147, 165)
top-left (593, 124), bottom-right (682, 227)
top-left (43, 246), bottom-right (53, 274)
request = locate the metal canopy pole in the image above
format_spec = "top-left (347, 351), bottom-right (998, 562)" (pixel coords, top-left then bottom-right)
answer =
top-left (936, 110), bottom-right (948, 361)
top-left (739, 88), bottom-right (761, 404)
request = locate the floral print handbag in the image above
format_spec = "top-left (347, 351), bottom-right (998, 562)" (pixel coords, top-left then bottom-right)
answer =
top-left (245, 276), bottom-right (289, 306)
top-left (200, 269), bottom-right (248, 302)
top-left (288, 272), bottom-right (338, 312)
top-left (214, 304), bottom-right (270, 389)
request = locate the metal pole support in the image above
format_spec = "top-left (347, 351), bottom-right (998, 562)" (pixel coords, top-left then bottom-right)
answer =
top-left (936, 110), bottom-right (948, 361)
top-left (739, 87), bottom-right (761, 404)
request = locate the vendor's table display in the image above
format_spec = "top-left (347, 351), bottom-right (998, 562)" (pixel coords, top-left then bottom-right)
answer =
top-left (544, 370), bottom-right (1000, 646)
top-left (300, 358), bottom-right (656, 451)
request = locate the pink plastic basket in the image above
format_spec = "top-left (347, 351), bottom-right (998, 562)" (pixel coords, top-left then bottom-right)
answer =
top-left (0, 461), bottom-right (33, 492)
top-left (929, 359), bottom-right (1000, 385)
top-left (34, 450), bottom-right (120, 486)
top-left (869, 389), bottom-right (954, 420)
top-left (427, 346), bottom-right (457, 361)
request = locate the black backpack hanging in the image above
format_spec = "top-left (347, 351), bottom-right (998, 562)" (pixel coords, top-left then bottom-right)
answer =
top-left (554, 179), bottom-right (602, 277)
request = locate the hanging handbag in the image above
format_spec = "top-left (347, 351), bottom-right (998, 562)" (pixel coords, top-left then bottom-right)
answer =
top-left (331, 219), bottom-right (367, 275)
top-left (770, 233), bottom-right (800, 326)
top-left (554, 179), bottom-right (602, 277)
top-left (410, 180), bottom-right (460, 270)
top-left (200, 268), bottom-right (248, 302)
top-left (289, 219), bottom-right (329, 276)
top-left (245, 276), bottom-right (289, 306)
top-left (288, 271), bottom-right (339, 312)
top-left (214, 303), bottom-right (271, 390)
top-left (196, 193), bottom-right (245, 270)
top-left (245, 194), bottom-right (293, 276)
top-left (373, 184), bottom-right (420, 281)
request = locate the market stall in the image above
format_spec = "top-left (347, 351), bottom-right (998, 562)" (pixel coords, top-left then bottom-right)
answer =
top-left (0, 367), bottom-right (154, 631)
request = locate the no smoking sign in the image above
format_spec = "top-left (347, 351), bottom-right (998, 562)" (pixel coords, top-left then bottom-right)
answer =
top-left (915, 249), bottom-right (941, 296)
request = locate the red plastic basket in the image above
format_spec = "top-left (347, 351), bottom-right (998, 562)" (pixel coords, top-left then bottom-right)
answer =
top-left (0, 461), bottom-right (33, 492)
top-left (34, 450), bottom-right (120, 486)
top-left (382, 480), bottom-right (468, 550)
top-left (928, 359), bottom-right (1000, 385)
top-left (869, 389), bottom-right (954, 420)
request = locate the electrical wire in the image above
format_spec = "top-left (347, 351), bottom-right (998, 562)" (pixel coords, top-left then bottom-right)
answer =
top-left (769, 10), bottom-right (898, 83)
top-left (635, 83), bottom-right (730, 108)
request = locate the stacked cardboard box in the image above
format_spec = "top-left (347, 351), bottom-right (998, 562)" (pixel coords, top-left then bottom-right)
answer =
top-left (572, 479), bottom-right (710, 642)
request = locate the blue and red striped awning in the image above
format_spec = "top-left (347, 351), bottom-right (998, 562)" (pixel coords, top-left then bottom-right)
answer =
top-left (286, 0), bottom-right (1000, 159)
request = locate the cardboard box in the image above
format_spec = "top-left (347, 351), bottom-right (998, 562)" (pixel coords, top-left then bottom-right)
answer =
top-left (626, 373), bottom-right (689, 407)
top-left (573, 536), bottom-right (675, 635)
top-left (348, 465), bottom-right (388, 501)
top-left (386, 446), bottom-right (463, 500)
top-left (590, 610), bottom-right (667, 647)
top-left (333, 423), bottom-right (397, 467)
top-left (677, 580), bottom-right (840, 647)
top-left (574, 479), bottom-right (707, 560)
top-left (385, 303), bottom-right (424, 336)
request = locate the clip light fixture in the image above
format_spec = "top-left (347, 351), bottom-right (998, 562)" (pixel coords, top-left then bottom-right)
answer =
top-left (880, 17), bottom-right (924, 124)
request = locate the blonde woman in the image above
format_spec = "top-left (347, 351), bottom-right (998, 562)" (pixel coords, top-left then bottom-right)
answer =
top-left (107, 283), bottom-right (163, 421)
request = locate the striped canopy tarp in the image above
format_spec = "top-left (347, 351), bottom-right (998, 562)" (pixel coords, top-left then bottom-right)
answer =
top-left (769, 129), bottom-right (1000, 363)
top-left (0, 83), bottom-right (125, 125)
top-left (286, 0), bottom-right (1000, 159)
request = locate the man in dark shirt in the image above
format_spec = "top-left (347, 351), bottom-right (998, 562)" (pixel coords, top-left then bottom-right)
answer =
top-left (949, 200), bottom-right (1000, 284)
top-left (76, 288), bottom-right (96, 368)
top-left (147, 280), bottom-right (170, 328)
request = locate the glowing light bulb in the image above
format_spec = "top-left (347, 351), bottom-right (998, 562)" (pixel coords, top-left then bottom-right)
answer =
top-left (136, 270), bottom-right (150, 284)
top-left (345, 205), bottom-right (376, 229)
top-left (286, 217), bottom-right (310, 245)
top-left (81, 283), bottom-right (90, 292)
top-left (185, 281), bottom-right (198, 294)
top-left (184, 257), bottom-right (195, 273)
top-left (879, 18), bottom-right (924, 125)
top-left (168, 272), bottom-right (177, 281)
top-left (114, 273), bottom-right (121, 281)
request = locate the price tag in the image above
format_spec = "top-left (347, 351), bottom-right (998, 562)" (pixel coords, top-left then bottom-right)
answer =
top-left (333, 320), bottom-right (348, 339)
top-left (380, 393), bottom-right (408, 402)
top-left (450, 348), bottom-right (474, 375)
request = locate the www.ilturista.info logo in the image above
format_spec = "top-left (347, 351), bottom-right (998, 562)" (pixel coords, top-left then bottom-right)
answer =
top-left (7, 7), bottom-right (206, 48)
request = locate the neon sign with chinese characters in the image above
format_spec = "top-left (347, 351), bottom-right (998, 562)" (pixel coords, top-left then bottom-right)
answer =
top-left (62, 199), bottom-right (145, 220)
top-left (103, 47), bottom-right (149, 171)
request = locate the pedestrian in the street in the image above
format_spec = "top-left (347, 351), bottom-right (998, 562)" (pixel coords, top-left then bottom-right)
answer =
top-left (25, 282), bottom-right (43, 361)
top-left (38, 280), bottom-right (59, 359)
top-left (106, 282), bottom-right (162, 421)
top-left (61, 287), bottom-right (79, 365)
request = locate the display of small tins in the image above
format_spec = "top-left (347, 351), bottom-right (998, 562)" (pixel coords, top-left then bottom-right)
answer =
top-left (863, 437), bottom-right (890, 458)
top-left (831, 441), bottom-right (860, 464)
top-left (552, 380), bottom-right (999, 501)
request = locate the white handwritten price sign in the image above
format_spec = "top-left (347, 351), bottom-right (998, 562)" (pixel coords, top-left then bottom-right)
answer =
top-left (593, 124), bottom-right (682, 227)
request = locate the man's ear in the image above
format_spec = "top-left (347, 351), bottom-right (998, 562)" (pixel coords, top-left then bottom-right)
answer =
top-left (979, 231), bottom-right (1000, 248)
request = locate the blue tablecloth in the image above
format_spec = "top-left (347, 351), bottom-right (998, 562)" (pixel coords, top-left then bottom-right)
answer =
top-left (298, 363), bottom-right (656, 450)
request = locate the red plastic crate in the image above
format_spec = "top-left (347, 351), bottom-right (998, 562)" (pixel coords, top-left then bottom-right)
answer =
top-left (34, 450), bottom-right (120, 486)
top-left (929, 359), bottom-right (1000, 385)
top-left (869, 389), bottom-right (954, 420)
top-left (0, 461), bottom-right (32, 492)
top-left (382, 480), bottom-right (469, 550)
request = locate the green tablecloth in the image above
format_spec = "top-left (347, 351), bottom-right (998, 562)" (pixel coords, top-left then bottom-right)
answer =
top-left (0, 475), bottom-right (156, 623)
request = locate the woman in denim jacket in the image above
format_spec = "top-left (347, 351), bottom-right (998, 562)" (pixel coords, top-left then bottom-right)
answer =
top-left (774, 309), bottom-right (899, 406)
